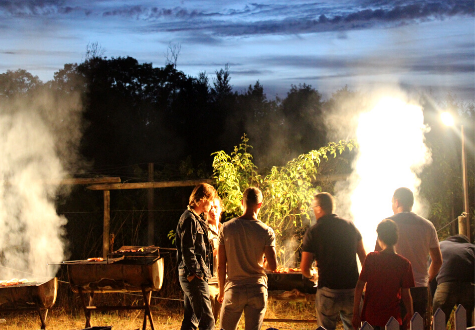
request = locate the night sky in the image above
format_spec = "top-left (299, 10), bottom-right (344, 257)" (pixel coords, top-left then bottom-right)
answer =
top-left (1, 0), bottom-right (473, 101)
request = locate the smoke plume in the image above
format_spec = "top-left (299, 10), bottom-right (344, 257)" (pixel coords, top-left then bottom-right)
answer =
top-left (0, 86), bottom-right (84, 280)
top-left (325, 88), bottom-right (432, 253)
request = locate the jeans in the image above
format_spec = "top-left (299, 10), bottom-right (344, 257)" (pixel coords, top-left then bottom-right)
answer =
top-left (315, 287), bottom-right (355, 330)
top-left (220, 284), bottom-right (267, 330)
top-left (400, 287), bottom-right (429, 330)
top-left (433, 282), bottom-right (474, 327)
top-left (209, 283), bottom-right (222, 322)
top-left (179, 275), bottom-right (215, 330)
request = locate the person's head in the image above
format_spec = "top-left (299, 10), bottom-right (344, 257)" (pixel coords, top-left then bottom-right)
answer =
top-left (392, 187), bottom-right (414, 214)
top-left (447, 234), bottom-right (470, 244)
top-left (377, 219), bottom-right (399, 247)
top-left (207, 196), bottom-right (223, 225)
top-left (312, 192), bottom-right (334, 219)
top-left (242, 187), bottom-right (263, 211)
top-left (189, 183), bottom-right (217, 214)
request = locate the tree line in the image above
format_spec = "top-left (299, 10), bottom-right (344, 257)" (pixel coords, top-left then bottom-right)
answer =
top-left (0, 55), bottom-right (473, 253)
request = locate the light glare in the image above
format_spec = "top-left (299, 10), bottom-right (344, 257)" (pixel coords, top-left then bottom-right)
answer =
top-left (336, 97), bottom-right (432, 255)
top-left (441, 112), bottom-right (454, 126)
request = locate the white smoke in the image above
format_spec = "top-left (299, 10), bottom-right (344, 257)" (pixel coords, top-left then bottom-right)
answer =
top-left (0, 89), bottom-right (84, 280)
top-left (332, 92), bottom-right (432, 254)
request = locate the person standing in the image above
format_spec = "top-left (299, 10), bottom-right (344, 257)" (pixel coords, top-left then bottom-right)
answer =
top-left (353, 219), bottom-right (414, 330)
top-left (217, 187), bottom-right (277, 330)
top-left (176, 183), bottom-right (217, 330)
top-left (300, 192), bottom-right (366, 330)
top-left (432, 234), bottom-right (474, 326)
top-left (376, 187), bottom-right (443, 329)
top-left (206, 196), bottom-right (224, 322)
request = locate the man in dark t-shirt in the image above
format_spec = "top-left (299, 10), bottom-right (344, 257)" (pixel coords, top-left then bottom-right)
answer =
top-left (300, 192), bottom-right (366, 330)
top-left (433, 235), bottom-right (474, 326)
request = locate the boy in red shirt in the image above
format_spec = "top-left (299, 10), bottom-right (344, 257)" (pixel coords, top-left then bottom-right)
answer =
top-left (352, 219), bottom-right (415, 330)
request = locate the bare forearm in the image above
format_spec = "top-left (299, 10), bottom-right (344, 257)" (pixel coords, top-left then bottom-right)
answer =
top-left (353, 281), bottom-right (364, 316)
top-left (428, 261), bottom-right (442, 283)
top-left (402, 289), bottom-right (413, 316)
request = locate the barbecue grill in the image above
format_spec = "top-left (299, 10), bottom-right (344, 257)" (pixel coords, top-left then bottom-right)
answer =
top-left (267, 272), bottom-right (316, 294)
top-left (0, 277), bottom-right (58, 329)
top-left (65, 246), bottom-right (165, 330)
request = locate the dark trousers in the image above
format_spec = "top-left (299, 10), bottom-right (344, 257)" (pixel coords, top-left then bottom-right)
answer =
top-left (433, 282), bottom-right (474, 327)
top-left (401, 287), bottom-right (430, 330)
top-left (179, 275), bottom-right (215, 330)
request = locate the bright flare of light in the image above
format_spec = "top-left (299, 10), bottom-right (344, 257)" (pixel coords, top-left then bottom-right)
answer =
top-left (344, 97), bottom-right (431, 254)
top-left (441, 112), bottom-right (454, 126)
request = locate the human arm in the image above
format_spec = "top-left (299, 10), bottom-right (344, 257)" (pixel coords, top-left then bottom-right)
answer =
top-left (217, 244), bottom-right (227, 303)
top-left (264, 246), bottom-right (277, 272)
top-left (428, 246), bottom-right (443, 283)
top-left (401, 288), bottom-right (413, 329)
top-left (352, 279), bottom-right (365, 330)
top-left (179, 215), bottom-right (202, 281)
top-left (357, 239), bottom-right (367, 266)
top-left (300, 251), bottom-right (317, 281)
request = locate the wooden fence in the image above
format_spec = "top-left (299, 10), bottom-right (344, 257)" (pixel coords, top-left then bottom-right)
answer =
top-left (358, 306), bottom-right (470, 330)
top-left (264, 305), bottom-right (473, 330)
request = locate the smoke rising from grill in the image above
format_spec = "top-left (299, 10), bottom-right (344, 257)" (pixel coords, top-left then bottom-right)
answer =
top-left (326, 89), bottom-right (432, 254)
top-left (0, 87), bottom-right (85, 279)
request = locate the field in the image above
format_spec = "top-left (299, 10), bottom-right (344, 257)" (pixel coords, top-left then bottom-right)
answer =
top-left (0, 296), bottom-right (323, 330)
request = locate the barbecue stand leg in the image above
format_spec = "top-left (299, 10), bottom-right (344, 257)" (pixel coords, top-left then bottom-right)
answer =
top-left (37, 308), bottom-right (48, 329)
top-left (79, 288), bottom-right (94, 328)
top-left (142, 287), bottom-right (155, 330)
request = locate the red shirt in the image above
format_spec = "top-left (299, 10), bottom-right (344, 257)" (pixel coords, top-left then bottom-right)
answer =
top-left (359, 251), bottom-right (415, 326)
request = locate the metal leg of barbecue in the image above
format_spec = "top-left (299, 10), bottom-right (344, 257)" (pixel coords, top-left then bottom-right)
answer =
top-left (142, 287), bottom-right (155, 330)
top-left (78, 288), bottom-right (93, 328)
top-left (37, 308), bottom-right (48, 329)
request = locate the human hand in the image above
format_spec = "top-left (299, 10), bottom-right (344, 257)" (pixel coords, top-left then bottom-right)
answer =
top-left (217, 292), bottom-right (224, 303)
top-left (187, 274), bottom-right (202, 282)
top-left (402, 313), bottom-right (412, 329)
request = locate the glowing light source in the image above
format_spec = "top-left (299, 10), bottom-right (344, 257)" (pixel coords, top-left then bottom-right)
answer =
top-left (335, 97), bottom-right (432, 255)
top-left (441, 112), bottom-right (454, 126)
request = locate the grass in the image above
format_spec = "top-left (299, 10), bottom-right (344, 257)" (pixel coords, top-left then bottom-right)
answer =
top-left (0, 297), bottom-right (330, 330)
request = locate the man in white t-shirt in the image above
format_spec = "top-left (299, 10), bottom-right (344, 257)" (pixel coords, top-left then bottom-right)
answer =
top-left (217, 187), bottom-right (277, 330)
top-left (376, 187), bottom-right (442, 330)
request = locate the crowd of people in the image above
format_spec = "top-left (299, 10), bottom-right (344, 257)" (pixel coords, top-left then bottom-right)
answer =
top-left (175, 183), bottom-right (474, 330)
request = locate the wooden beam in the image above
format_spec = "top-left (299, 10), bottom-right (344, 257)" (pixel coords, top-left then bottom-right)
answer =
top-left (103, 190), bottom-right (110, 259)
top-left (87, 179), bottom-right (214, 191)
top-left (147, 163), bottom-right (155, 246)
top-left (59, 177), bottom-right (121, 185)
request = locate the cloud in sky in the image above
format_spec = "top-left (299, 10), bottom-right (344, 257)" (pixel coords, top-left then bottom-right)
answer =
top-left (0, 0), bottom-right (473, 101)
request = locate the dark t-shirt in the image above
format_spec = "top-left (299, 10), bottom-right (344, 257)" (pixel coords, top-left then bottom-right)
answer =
top-left (360, 251), bottom-right (415, 326)
top-left (302, 214), bottom-right (362, 289)
top-left (436, 236), bottom-right (475, 284)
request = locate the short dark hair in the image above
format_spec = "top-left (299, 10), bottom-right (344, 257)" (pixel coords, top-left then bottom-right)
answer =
top-left (243, 187), bottom-right (263, 206)
top-left (189, 183), bottom-right (217, 207)
top-left (377, 219), bottom-right (399, 246)
top-left (314, 192), bottom-right (334, 214)
top-left (393, 187), bottom-right (414, 210)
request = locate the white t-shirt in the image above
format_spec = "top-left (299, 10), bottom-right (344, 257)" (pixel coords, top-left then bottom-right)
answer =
top-left (218, 217), bottom-right (275, 290)
top-left (388, 212), bottom-right (440, 287)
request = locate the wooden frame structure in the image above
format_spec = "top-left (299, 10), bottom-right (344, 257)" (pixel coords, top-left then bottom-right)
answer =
top-left (86, 179), bottom-right (213, 258)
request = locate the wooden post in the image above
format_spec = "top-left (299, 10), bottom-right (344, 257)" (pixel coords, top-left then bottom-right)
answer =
top-left (433, 308), bottom-right (446, 330)
top-left (385, 316), bottom-right (399, 330)
top-left (103, 190), bottom-right (110, 259)
top-left (361, 322), bottom-right (374, 330)
top-left (461, 125), bottom-right (470, 242)
top-left (410, 312), bottom-right (423, 330)
top-left (454, 305), bottom-right (466, 330)
top-left (147, 163), bottom-right (154, 246)
top-left (459, 215), bottom-right (468, 237)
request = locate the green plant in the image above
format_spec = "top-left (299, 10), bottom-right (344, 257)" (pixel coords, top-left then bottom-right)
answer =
top-left (212, 135), bottom-right (356, 264)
